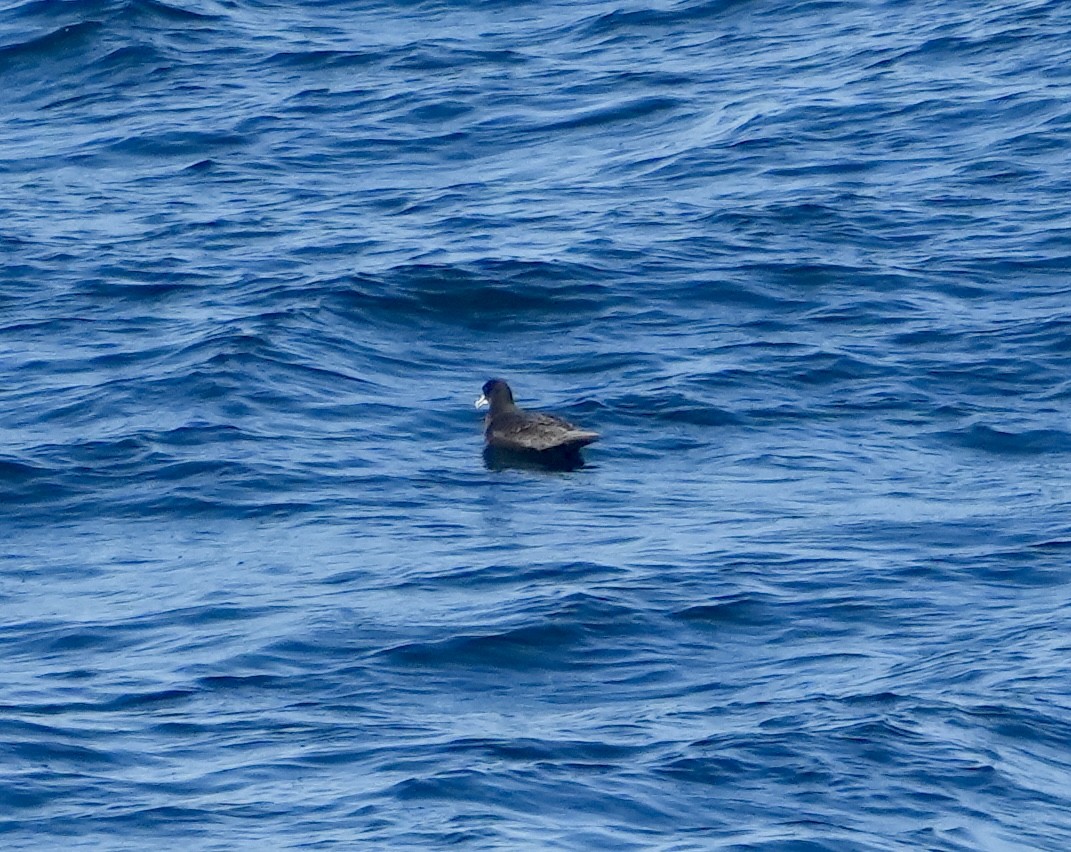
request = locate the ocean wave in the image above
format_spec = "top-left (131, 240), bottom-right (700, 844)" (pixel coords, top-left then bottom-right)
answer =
top-left (4, 0), bottom-right (1071, 846)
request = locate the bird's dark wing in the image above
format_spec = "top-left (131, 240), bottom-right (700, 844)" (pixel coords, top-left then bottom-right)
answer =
top-left (487, 411), bottom-right (599, 452)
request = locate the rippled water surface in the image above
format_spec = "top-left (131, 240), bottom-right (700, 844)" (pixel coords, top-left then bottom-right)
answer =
top-left (3, 0), bottom-right (1071, 848)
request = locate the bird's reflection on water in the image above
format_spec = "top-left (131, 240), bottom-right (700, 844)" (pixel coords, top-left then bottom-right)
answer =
top-left (482, 445), bottom-right (591, 473)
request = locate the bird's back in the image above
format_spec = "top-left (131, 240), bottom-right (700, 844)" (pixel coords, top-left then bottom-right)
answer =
top-left (486, 410), bottom-right (599, 453)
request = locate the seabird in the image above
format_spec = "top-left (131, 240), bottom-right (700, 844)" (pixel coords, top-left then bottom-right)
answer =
top-left (475, 379), bottom-right (598, 469)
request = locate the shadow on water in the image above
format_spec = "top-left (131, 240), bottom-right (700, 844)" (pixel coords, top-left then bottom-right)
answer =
top-left (482, 445), bottom-right (591, 473)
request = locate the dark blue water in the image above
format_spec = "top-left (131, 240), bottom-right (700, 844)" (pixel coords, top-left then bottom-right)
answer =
top-left (3, 0), bottom-right (1071, 847)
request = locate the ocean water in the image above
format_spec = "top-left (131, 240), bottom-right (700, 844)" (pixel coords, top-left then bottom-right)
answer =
top-left (3, 0), bottom-right (1071, 847)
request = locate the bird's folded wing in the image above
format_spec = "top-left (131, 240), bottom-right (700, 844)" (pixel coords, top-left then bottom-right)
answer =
top-left (490, 413), bottom-right (599, 452)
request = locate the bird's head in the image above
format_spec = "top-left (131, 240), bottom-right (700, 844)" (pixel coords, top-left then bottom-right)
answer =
top-left (475, 378), bottom-right (515, 411)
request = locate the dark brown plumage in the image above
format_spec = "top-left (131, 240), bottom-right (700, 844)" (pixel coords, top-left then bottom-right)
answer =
top-left (475, 379), bottom-right (598, 467)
